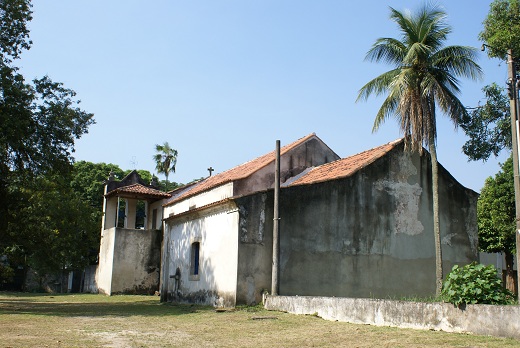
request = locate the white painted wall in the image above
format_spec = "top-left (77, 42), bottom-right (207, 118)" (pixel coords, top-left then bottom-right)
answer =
top-left (103, 196), bottom-right (118, 230)
top-left (165, 206), bottom-right (239, 306)
top-left (96, 227), bottom-right (116, 295)
top-left (148, 200), bottom-right (163, 230)
top-left (125, 199), bottom-right (137, 229)
top-left (163, 183), bottom-right (233, 218)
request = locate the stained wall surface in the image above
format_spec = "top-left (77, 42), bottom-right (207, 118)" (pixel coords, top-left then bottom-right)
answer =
top-left (109, 228), bottom-right (162, 294)
top-left (237, 145), bottom-right (478, 300)
top-left (235, 191), bottom-right (274, 305)
top-left (277, 146), bottom-right (478, 298)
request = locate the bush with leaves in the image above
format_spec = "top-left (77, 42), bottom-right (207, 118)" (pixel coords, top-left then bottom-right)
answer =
top-left (441, 262), bottom-right (514, 306)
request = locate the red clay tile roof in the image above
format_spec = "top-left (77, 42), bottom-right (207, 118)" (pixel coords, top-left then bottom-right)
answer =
top-left (164, 133), bottom-right (319, 206)
top-left (105, 183), bottom-right (171, 200)
top-left (288, 138), bottom-right (404, 186)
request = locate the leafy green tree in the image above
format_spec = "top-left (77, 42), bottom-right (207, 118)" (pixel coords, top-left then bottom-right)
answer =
top-left (156, 179), bottom-right (178, 192)
top-left (0, 0), bottom-right (94, 288)
top-left (153, 142), bottom-right (178, 190)
top-left (478, 156), bottom-right (517, 293)
top-left (480, 0), bottom-right (520, 60)
top-left (71, 161), bottom-right (124, 210)
top-left (460, 84), bottom-right (511, 161)
top-left (0, 0), bottom-right (32, 64)
top-left (357, 4), bottom-right (482, 295)
top-left (4, 172), bottom-right (99, 290)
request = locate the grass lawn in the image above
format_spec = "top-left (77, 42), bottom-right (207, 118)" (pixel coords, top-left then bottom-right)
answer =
top-left (0, 292), bottom-right (519, 348)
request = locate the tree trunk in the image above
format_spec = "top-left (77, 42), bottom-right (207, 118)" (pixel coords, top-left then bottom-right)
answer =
top-left (429, 141), bottom-right (443, 296)
top-left (505, 251), bottom-right (517, 295)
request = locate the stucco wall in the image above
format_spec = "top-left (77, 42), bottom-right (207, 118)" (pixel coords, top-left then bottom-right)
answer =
top-left (280, 147), bottom-right (477, 298)
top-left (147, 200), bottom-right (163, 230)
top-left (234, 136), bottom-right (340, 196)
top-left (235, 191), bottom-right (274, 305)
top-left (264, 295), bottom-right (520, 339)
top-left (276, 146), bottom-right (477, 298)
top-left (236, 145), bottom-right (477, 300)
top-left (96, 227), bottom-right (116, 295)
top-left (110, 228), bottom-right (162, 294)
top-left (163, 203), bottom-right (239, 307)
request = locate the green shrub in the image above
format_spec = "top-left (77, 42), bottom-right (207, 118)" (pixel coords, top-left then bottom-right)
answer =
top-left (441, 262), bottom-right (514, 306)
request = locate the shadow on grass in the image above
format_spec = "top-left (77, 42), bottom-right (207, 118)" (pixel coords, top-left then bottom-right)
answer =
top-left (0, 292), bottom-right (211, 318)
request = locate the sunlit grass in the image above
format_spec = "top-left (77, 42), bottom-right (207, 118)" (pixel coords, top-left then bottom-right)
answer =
top-left (1, 292), bottom-right (519, 347)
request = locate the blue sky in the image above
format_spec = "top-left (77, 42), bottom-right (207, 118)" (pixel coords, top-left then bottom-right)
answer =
top-left (20, 1), bottom-right (509, 192)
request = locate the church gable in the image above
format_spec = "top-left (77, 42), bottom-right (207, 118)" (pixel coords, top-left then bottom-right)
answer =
top-left (164, 133), bottom-right (339, 211)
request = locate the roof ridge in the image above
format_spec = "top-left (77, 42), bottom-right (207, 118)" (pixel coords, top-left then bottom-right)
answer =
top-left (164, 133), bottom-right (318, 206)
top-left (345, 138), bottom-right (403, 158)
top-left (106, 182), bottom-right (171, 198)
top-left (288, 138), bottom-right (403, 187)
top-left (223, 133), bottom-right (315, 173)
top-left (200, 133), bottom-right (317, 181)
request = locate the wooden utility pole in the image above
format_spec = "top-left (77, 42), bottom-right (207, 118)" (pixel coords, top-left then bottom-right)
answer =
top-left (507, 49), bottom-right (520, 299)
top-left (272, 140), bottom-right (280, 295)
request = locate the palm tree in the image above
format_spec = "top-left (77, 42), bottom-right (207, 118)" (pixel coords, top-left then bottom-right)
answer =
top-left (357, 4), bottom-right (481, 295)
top-left (153, 142), bottom-right (178, 190)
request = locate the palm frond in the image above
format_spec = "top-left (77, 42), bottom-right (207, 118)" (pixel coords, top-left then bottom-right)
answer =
top-left (357, 69), bottom-right (401, 102)
top-left (360, 3), bottom-right (481, 152)
top-left (365, 38), bottom-right (406, 65)
top-left (372, 92), bottom-right (400, 132)
top-left (431, 46), bottom-right (483, 80)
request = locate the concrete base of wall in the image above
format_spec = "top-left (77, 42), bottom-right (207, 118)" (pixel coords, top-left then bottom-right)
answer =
top-left (264, 295), bottom-right (520, 340)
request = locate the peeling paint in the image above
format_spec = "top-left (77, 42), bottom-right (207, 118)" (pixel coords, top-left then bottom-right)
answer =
top-left (257, 194), bottom-right (266, 242)
top-left (374, 180), bottom-right (424, 235)
top-left (442, 233), bottom-right (457, 246)
top-left (239, 205), bottom-right (248, 242)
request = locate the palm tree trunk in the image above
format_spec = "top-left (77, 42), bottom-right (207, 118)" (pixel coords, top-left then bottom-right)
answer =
top-left (429, 140), bottom-right (443, 296)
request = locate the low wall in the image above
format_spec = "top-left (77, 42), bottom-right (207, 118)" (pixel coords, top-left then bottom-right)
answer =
top-left (264, 295), bottom-right (520, 339)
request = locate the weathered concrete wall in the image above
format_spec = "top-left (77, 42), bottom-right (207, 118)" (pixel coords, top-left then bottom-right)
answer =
top-left (234, 136), bottom-right (340, 197)
top-left (276, 146), bottom-right (477, 299)
top-left (235, 191), bottom-right (274, 305)
top-left (82, 265), bottom-right (98, 293)
top-left (163, 202), bottom-right (239, 307)
top-left (96, 227), bottom-right (116, 295)
top-left (110, 228), bottom-right (162, 294)
top-left (237, 145), bottom-right (478, 300)
top-left (264, 295), bottom-right (520, 339)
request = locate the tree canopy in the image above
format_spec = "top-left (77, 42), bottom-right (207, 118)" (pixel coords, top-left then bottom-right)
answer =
top-left (479, 157), bottom-right (516, 254)
top-left (480, 0), bottom-right (520, 60)
top-left (459, 83), bottom-right (511, 161)
top-left (0, 0), bottom-right (32, 64)
top-left (0, 0), bottom-right (95, 289)
top-left (478, 156), bottom-right (517, 292)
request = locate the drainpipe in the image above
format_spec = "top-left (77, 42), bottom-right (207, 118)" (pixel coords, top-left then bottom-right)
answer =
top-left (272, 140), bottom-right (280, 295)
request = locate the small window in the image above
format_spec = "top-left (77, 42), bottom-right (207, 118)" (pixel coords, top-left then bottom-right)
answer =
top-left (190, 242), bottom-right (200, 280)
top-left (152, 209), bottom-right (158, 229)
